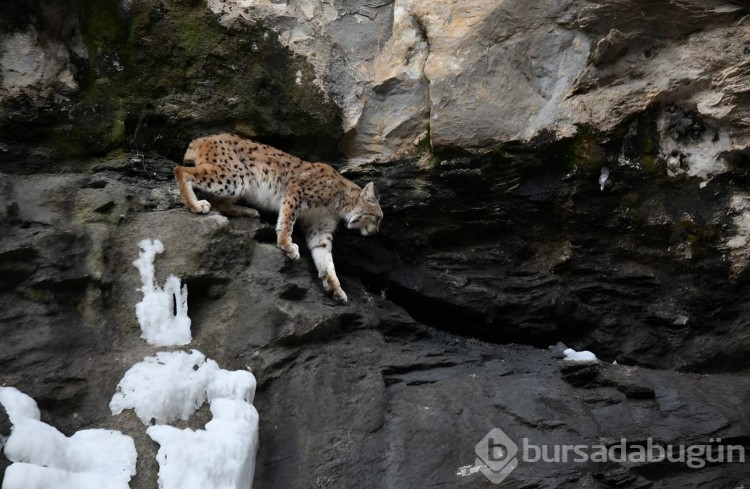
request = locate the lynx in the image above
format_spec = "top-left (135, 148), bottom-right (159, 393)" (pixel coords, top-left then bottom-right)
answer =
top-left (174, 133), bottom-right (382, 303)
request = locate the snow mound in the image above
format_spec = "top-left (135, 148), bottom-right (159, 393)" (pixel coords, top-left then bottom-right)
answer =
top-left (147, 399), bottom-right (259, 489)
top-left (109, 350), bottom-right (256, 425)
top-left (108, 348), bottom-right (259, 489)
top-left (0, 387), bottom-right (136, 489)
top-left (563, 348), bottom-right (598, 365)
top-left (133, 238), bottom-right (191, 347)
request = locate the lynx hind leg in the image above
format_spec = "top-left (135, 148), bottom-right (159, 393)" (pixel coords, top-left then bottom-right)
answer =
top-left (174, 166), bottom-right (211, 214)
top-left (211, 199), bottom-right (260, 218)
top-left (307, 231), bottom-right (347, 303)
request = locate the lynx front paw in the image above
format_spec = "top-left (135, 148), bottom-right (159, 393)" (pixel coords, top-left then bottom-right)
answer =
top-left (332, 288), bottom-right (348, 303)
top-left (191, 200), bottom-right (211, 214)
top-left (284, 243), bottom-right (300, 260)
top-left (320, 272), bottom-right (347, 303)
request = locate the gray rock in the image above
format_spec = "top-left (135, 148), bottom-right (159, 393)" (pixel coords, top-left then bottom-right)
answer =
top-left (205, 0), bottom-right (750, 163)
top-left (1, 147), bottom-right (750, 487)
top-left (4, 0), bottom-right (749, 164)
top-left (0, 0), bottom-right (344, 160)
top-left (1, 1), bottom-right (750, 486)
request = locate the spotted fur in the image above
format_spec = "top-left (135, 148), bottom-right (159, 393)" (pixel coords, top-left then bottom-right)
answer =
top-left (174, 133), bottom-right (383, 303)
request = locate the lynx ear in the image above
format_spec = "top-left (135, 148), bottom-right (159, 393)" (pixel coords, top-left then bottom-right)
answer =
top-left (361, 182), bottom-right (379, 203)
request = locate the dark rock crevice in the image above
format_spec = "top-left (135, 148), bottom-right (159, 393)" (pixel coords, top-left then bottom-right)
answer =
top-left (336, 119), bottom-right (750, 374)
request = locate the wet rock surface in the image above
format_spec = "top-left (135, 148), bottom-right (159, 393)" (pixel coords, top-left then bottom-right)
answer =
top-left (1, 146), bottom-right (749, 488)
top-left (338, 149), bottom-right (750, 373)
top-left (2, 0), bottom-right (750, 487)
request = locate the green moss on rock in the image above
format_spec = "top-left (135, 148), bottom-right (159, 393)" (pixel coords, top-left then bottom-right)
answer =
top-left (569, 125), bottom-right (607, 174)
top-left (116, 0), bottom-right (343, 160)
top-left (79, 0), bottom-right (128, 56)
top-left (5, 0), bottom-right (343, 160)
top-left (670, 219), bottom-right (719, 257)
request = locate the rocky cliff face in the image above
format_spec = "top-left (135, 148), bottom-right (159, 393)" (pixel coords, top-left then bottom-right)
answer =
top-left (3, 0), bottom-right (749, 164)
top-left (206, 0), bottom-right (750, 163)
top-left (2, 0), bottom-right (750, 488)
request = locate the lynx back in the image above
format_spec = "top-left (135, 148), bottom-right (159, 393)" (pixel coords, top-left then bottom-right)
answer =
top-left (174, 133), bottom-right (382, 302)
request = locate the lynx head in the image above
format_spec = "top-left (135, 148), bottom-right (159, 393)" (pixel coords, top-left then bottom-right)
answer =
top-left (347, 182), bottom-right (383, 236)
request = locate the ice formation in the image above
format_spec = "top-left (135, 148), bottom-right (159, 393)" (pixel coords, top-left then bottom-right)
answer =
top-left (2, 236), bottom-right (261, 489)
top-left (0, 387), bottom-right (136, 489)
top-left (147, 399), bottom-right (259, 489)
top-left (109, 350), bottom-right (256, 425)
top-left (109, 348), bottom-right (259, 489)
top-left (124, 239), bottom-right (260, 488)
top-left (133, 238), bottom-right (191, 347)
top-left (563, 348), bottom-right (598, 365)
top-left (599, 167), bottom-right (609, 191)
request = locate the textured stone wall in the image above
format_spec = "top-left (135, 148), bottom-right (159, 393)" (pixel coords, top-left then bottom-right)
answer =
top-left (206, 0), bottom-right (749, 166)
top-left (2, 2), bottom-right (750, 488)
top-left (2, 0), bottom-right (748, 166)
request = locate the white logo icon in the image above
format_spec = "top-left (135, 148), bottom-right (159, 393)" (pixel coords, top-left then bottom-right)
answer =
top-left (475, 428), bottom-right (519, 484)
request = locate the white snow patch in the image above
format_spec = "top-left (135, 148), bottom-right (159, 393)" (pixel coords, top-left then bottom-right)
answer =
top-left (599, 167), bottom-right (609, 191)
top-left (133, 238), bottom-right (192, 347)
top-left (0, 387), bottom-right (136, 489)
top-left (147, 399), bottom-right (259, 489)
top-left (116, 238), bottom-right (260, 488)
top-left (563, 348), bottom-right (598, 364)
top-left (109, 350), bottom-right (256, 425)
top-left (109, 346), bottom-right (260, 488)
top-left (657, 109), bottom-right (732, 181)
